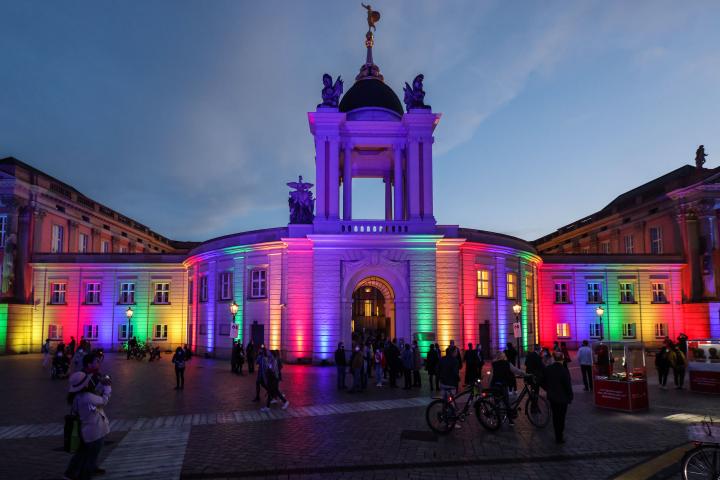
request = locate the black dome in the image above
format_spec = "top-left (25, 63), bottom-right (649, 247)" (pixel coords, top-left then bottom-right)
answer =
top-left (339, 78), bottom-right (404, 116)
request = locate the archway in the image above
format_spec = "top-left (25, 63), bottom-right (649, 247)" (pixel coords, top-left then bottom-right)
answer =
top-left (351, 276), bottom-right (395, 344)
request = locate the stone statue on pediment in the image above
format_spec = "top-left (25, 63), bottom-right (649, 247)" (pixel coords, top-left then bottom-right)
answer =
top-left (403, 74), bottom-right (430, 111)
top-left (696, 145), bottom-right (708, 169)
top-left (318, 74), bottom-right (343, 109)
top-left (287, 176), bottom-right (315, 224)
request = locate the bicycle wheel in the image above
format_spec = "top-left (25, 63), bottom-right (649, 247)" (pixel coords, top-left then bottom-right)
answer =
top-left (682, 445), bottom-right (720, 480)
top-left (426, 399), bottom-right (457, 435)
top-left (525, 395), bottom-right (550, 428)
top-left (475, 398), bottom-right (501, 431)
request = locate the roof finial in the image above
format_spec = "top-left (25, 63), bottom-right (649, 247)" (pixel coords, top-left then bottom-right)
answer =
top-left (357, 4), bottom-right (383, 81)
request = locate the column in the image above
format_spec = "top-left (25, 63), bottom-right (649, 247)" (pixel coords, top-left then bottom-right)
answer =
top-left (90, 228), bottom-right (100, 253)
top-left (384, 175), bottom-right (392, 220)
top-left (314, 137), bottom-right (327, 220)
top-left (343, 143), bottom-right (352, 220)
top-left (406, 140), bottom-right (420, 219)
top-left (16, 206), bottom-right (31, 303)
top-left (328, 139), bottom-right (340, 220)
top-left (393, 145), bottom-right (404, 221)
top-left (421, 139), bottom-right (433, 220)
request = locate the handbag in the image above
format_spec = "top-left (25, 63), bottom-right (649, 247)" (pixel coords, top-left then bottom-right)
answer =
top-left (63, 398), bottom-right (82, 453)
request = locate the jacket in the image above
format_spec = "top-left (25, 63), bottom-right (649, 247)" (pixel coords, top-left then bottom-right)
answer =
top-left (525, 351), bottom-right (544, 377)
top-left (351, 350), bottom-right (363, 369)
top-left (577, 346), bottom-right (593, 366)
top-left (412, 348), bottom-right (422, 370)
top-left (426, 349), bottom-right (439, 374)
top-left (73, 385), bottom-right (112, 443)
top-left (491, 359), bottom-right (523, 387)
top-left (542, 362), bottom-right (573, 404)
top-left (401, 348), bottom-right (414, 370)
top-left (438, 355), bottom-right (460, 387)
top-left (334, 348), bottom-right (347, 366)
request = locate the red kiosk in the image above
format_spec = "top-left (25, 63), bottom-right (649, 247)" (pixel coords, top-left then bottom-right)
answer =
top-left (688, 339), bottom-right (720, 394)
top-left (593, 341), bottom-right (648, 411)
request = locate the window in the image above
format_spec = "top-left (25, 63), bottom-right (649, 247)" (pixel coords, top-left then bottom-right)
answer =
top-left (650, 227), bottom-right (663, 254)
top-left (85, 282), bottom-right (101, 304)
top-left (250, 269), bottom-right (267, 298)
top-left (154, 282), bottom-right (170, 304)
top-left (622, 323), bottom-right (636, 338)
top-left (600, 241), bottom-right (610, 254)
top-left (219, 272), bottom-right (233, 300)
top-left (119, 282), bottom-right (135, 304)
top-left (118, 324), bottom-right (133, 340)
top-left (651, 282), bottom-right (667, 303)
top-left (101, 240), bottom-right (110, 253)
top-left (556, 323), bottom-right (570, 338)
top-left (218, 323), bottom-right (231, 336)
top-left (506, 272), bottom-right (517, 299)
top-left (589, 323), bottom-right (602, 338)
top-left (476, 269), bottom-right (492, 297)
top-left (78, 233), bottom-right (89, 253)
top-left (119, 246), bottom-right (128, 254)
top-left (48, 324), bottom-right (63, 340)
top-left (655, 323), bottom-right (668, 338)
top-left (624, 235), bottom-right (634, 254)
top-left (619, 282), bottom-right (635, 303)
top-left (554, 282), bottom-right (570, 303)
top-left (51, 224), bottom-right (64, 253)
top-left (0, 215), bottom-right (7, 245)
top-left (586, 282), bottom-right (603, 303)
top-left (199, 275), bottom-right (208, 302)
top-left (525, 273), bottom-right (534, 301)
top-left (84, 324), bottom-right (99, 340)
top-left (188, 279), bottom-right (193, 304)
top-left (50, 282), bottom-right (66, 304)
top-left (581, 246), bottom-right (590, 254)
top-left (153, 324), bottom-right (168, 339)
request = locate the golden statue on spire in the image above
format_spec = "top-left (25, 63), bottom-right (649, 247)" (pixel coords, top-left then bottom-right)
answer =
top-left (361, 3), bottom-right (380, 32)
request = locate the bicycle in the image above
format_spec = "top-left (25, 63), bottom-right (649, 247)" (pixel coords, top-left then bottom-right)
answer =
top-left (426, 381), bottom-right (481, 435)
top-left (475, 374), bottom-right (550, 431)
top-left (682, 417), bottom-right (720, 480)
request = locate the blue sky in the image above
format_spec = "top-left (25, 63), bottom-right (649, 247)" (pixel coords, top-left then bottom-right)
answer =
top-left (1, 1), bottom-right (718, 241)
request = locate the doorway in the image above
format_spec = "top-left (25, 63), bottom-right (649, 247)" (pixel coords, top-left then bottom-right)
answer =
top-left (351, 276), bottom-right (395, 344)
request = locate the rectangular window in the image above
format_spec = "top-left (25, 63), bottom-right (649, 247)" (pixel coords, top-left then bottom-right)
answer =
top-left (655, 323), bottom-right (668, 338)
top-left (622, 323), bottom-right (636, 338)
top-left (619, 282), bottom-right (635, 303)
top-left (119, 246), bottom-right (128, 254)
top-left (119, 282), bottom-right (135, 304)
top-left (85, 282), bottom-right (101, 304)
top-left (51, 224), bottom-right (64, 253)
top-left (78, 233), bottom-right (89, 253)
top-left (581, 246), bottom-right (590, 254)
top-left (589, 323), bottom-right (602, 338)
top-left (188, 278), bottom-right (193, 304)
top-left (651, 282), bottom-right (667, 303)
top-left (219, 272), bottom-right (233, 300)
top-left (153, 324), bottom-right (168, 339)
top-left (600, 241), bottom-right (610, 254)
top-left (506, 272), bottom-right (517, 299)
top-left (587, 282), bottom-right (603, 303)
top-left (118, 324), bottom-right (133, 340)
top-left (476, 269), bottom-right (492, 297)
top-left (48, 324), bottom-right (63, 340)
top-left (250, 269), bottom-right (267, 299)
top-left (50, 282), bottom-right (66, 304)
top-left (218, 323), bottom-right (230, 336)
top-left (650, 227), bottom-right (663, 254)
top-left (556, 323), bottom-right (570, 338)
top-left (199, 275), bottom-right (208, 302)
top-left (554, 282), bottom-right (570, 303)
top-left (84, 324), bottom-right (99, 340)
top-left (0, 215), bottom-right (7, 245)
top-left (525, 273), bottom-right (534, 302)
top-left (154, 282), bottom-right (170, 304)
top-left (624, 235), bottom-right (634, 254)
top-left (101, 240), bottom-right (110, 253)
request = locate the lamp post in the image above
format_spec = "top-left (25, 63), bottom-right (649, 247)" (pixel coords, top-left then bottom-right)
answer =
top-left (125, 306), bottom-right (134, 342)
top-left (230, 301), bottom-right (239, 340)
top-left (512, 303), bottom-right (522, 367)
top-left (595, 305), bottom-right (605, 342)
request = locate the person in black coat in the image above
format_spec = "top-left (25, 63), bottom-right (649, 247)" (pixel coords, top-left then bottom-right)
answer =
top-left (334, 342), bottom-right (347, 390)
top-left (463, 343), bottom-right (479, 387)
top-left (426, 344), bottom-right (440, 391)
top-left (542, 351), bottom-right (574, 444)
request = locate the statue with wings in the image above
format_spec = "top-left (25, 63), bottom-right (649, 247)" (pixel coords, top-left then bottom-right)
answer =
top-left (318, 74), bottom-right (343, 108)
top-left (287, 176), bottom-right (315, 224)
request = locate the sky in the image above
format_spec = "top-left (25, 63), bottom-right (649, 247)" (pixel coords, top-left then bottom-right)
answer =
top-left (1, 1), bottom-right (718, 242)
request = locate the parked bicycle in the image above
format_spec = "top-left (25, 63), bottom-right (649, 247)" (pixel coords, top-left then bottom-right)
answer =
top-left (683, 417), bottom-right (720, 480)
top-left (426, 381), bottom-right (481, 435)
top-left (475, 374), bottom-right (550, 431)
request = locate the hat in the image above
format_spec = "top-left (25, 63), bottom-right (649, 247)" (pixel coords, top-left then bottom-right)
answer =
top-left (68, 372), bottom-right (91, 393)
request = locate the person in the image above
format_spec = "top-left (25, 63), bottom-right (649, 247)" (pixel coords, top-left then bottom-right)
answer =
top-left (412, 341), bottom-right (422, 388)
top-left (231, 341), bottom-right (240, 373)
top-left (236, 344), bottom-right (245, 375)
top-left (147, 342), bottom-right (161, 362)
top-left (655, 345), bottom-right (670, 389)
top-left (464, 343), bottom-right (479, 387)
top-left (669, 345), bottom-right (686, 389)
top-left (246, 340), bottom-right (256, 374)
top-left (373, 343), bottom-right (383, 387)
top-left (260, 350), bottom-right (289, 412)
top-left (577, 340), bottom-right (593, 391)
top-left (560, 342), bottom-right (571, 369)
top-left (360, 344), bottom-right (369, 390)
top-left (334, 342), bottom-right (347, 390)
top-left (126, 336), bottom-right (138, 360)
top-left (490, 351), bottom-right (524, 425)
top-left (438, 346), bottom-right (460, 395)
top-left (386, 339), bottom-right (400, 388)
top-left (42, 338), bottom-right (51, 367)
top-left (252, 345), bottom-right (268, 402)
top-left (349, 345), bottom-right (363, 393)
top-left (525, 344), bottom-right (544, 384)
top-left (71, 342), bottom-right (87, 374)
top-left (63, 371), bottom-right (112, 480)
top-left (542, 351), bottom-right (574, 444)
top-left (183, 344), bottom-right (192, 362)
top-left (677, 333), bottom-right (688, 357)
top-left (426, 344), bottom-right (440, 391)
top-left (504, 342), bottom-right (518, 367)
top-left (171, 347), bottom-right (186, 390)
top-left (68, 336), bottom-right (76, 356)
top-left (80, 353), bottom-right (102, 394)
top-left (596, 344), bottom-right (610, 376)
top-left (401, 343), bottom-right (413, 390)
top-left (552, 341), bottom-right (561, 353)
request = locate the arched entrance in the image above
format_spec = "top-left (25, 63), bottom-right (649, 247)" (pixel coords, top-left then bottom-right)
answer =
top-left (351, 276), bottom-right (395, 343)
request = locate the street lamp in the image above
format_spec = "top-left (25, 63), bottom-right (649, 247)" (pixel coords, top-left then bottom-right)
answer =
top-left (125, 306), bottom-right (134, 341)
top-left (229, 301), bottom-right (239, 340)
top-left (512, 303), bottom-right (522, 367)
top-left (595, 305), bottom-right (605, 341)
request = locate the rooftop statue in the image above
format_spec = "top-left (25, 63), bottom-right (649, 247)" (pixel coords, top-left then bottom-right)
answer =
top-left (361, 3), bottom-right (380, 32)
top-left (696, 145), bottom-right (708, 169)
top-left (318, 74), bottom-right (343, 108)
top-left (287, 176), bottom-right (315, 224)
top-left (403, 74), bottom-right (430, 110)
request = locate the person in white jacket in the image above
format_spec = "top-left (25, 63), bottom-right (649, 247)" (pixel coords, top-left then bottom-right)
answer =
top-left (64, 371), bottom-right (112, 480)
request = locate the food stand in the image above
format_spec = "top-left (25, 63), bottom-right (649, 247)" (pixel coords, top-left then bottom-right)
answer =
top-left (592, 341), bottom-right (648, 411)
top-left (688, 339), bottom-right (720, 394)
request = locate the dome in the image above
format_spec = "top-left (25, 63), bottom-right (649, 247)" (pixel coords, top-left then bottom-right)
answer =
top-left (339, 78), bottom-right (404, 117)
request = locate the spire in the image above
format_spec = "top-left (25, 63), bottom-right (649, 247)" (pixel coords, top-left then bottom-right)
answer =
top-left (356, 4), bottom-right (383, 81)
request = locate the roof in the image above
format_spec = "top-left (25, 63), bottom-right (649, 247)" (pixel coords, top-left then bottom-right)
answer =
top-left (339, 78), bottom-right (404, 117)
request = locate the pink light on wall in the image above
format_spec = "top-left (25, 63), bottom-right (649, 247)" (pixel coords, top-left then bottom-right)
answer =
top-left (284, 238), bottom-right (313, 360)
